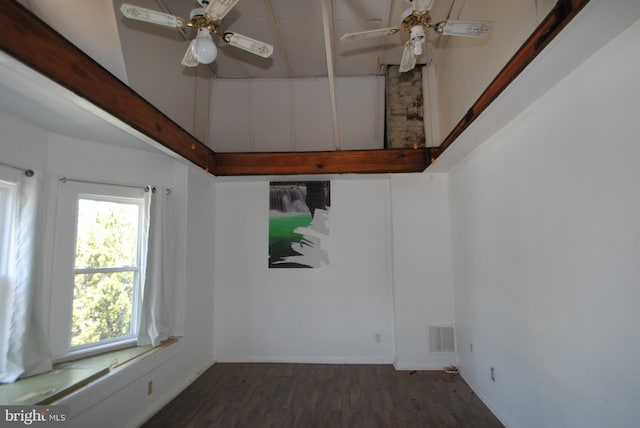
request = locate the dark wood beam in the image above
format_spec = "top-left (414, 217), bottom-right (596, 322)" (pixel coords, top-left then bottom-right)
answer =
top-left (0, 1), bottom-right (213, 171)
top-left (434, 0), bottom-right (591, 159)
top-left (214, 149), bottom-right (430, 176)
top-left (0, 1), bottom-right (426, 176)
top-left (1, 0), bottom-right (589, 176)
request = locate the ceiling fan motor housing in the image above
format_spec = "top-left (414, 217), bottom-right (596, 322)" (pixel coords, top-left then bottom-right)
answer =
top-left (190, 8), bottom-right (206, 20)
top-left (401, 7), bottom-right (431, 32)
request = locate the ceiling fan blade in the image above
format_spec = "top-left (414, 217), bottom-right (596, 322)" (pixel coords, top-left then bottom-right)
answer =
top-left (411, 0), bottom-right (435, 13)
top-left (399, 43), bottom-right (417, 72)
top-left (204, 0), bottom-right (239, 21)
top-left (181, 42), bottom-right (199, 67)
top-left (224, 32), bottom-right (273, 58)
top-left (435, 20), bottom-right (493, 37)
top-left (341, 27), bottom-right (400, 41)
top-left (120, 4), bottom-right (184, 28)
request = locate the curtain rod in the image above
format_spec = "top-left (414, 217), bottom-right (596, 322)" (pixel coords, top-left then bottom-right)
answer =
top-left (0, 161), bottom-right (34, 177)
top-left (60, 177), bottom-right (148, 191)
top-left (59, 177), bottom-right (171, 194)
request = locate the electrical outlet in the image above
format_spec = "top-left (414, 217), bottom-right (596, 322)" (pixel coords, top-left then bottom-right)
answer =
top-left (469, 343), bottom-right (473, 352)
top-left (374, 333), bottom-right (382, 343)
top-left (147, 380), bottom-right (153, 396)
top-left (490, 367), bottom-right (495, 382)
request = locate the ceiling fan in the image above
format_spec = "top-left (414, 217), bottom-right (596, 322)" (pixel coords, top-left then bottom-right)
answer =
top-left (341, 0), bottom-right (492, 73)
top-left (120, 0), bottom-right (273, 67)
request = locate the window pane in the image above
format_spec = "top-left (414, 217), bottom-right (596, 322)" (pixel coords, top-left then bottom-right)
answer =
top-left (75, 199), bottom-right (140, 269)
top-left (71, 271), bottom-right (136, 347)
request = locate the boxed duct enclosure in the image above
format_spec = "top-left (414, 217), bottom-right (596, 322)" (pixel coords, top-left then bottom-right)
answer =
top-left (385, 65), bottom-right (426, 149)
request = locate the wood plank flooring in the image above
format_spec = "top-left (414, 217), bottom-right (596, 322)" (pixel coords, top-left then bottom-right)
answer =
top-left (142, 363), bottom-right (503, 428)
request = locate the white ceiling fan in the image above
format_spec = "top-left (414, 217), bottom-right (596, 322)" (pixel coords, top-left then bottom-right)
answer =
top-left (120, 0), bottom-right (273, 67)
top-left (341, 0), bottom-right (492, 73)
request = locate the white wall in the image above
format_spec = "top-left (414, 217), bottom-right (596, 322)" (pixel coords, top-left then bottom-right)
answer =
top-left (213, 178), bottom-right (395, 363)
top-left (0, 111), bottom-right (216, 428)
top-left (448, 17), bottom-right (640, 428)
top-left (390, 173), bottom-right (455, 370)
top-left (209, 76), bottom-right (385, 152)
top-left (212, 175), bottom-right (458, 370)
top-left (0, 110), bottom-right (49, 170)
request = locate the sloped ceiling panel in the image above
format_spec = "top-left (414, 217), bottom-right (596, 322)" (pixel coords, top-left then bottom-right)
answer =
top-left (26, 0), bottom-right (129, 83)
top-left (270, 0), bottom-right (327, 77)
top-left (333, 0), bottom-right (394, 76)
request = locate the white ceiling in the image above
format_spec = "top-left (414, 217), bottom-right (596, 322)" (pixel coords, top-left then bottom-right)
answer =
top-left (26, 0), bottom-right (478, 80)
top-left (4, 0), bottom-right (629, 174)
top-left (2, 0), bottom-right (559, 159)
top-left (144, 0), bottom-right (464, 78)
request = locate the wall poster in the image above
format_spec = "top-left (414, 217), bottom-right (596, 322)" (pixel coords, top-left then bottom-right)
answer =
top-left (268, 181), bottom-right (330, 268)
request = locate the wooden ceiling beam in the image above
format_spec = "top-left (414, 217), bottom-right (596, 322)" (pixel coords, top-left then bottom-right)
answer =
top-left (434, 0), bottom-right (591, 160)
top-left (0, 1), bottom-right (426, 177)
top-left (0, 0), bottom-right (590, 176)
top-left (213, 149), bottom-right (430, 176)
top-left (0, 0), bottom-right (212, 171)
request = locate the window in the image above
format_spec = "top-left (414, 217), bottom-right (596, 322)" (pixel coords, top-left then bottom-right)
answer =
top-left (50, 182), bottom-right (148, 359)
top-left (71, 196), bottom-right (144, 348)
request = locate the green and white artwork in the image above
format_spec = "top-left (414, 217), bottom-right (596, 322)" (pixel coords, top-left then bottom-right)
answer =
top-left (268, 181), bottom-right (330, 268)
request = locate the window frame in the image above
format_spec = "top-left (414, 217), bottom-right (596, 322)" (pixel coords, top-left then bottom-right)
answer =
top-left (50, 181), bottom-right (148, 361)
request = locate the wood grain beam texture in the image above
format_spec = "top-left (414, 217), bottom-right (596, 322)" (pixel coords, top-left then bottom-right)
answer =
top-left (214, 149), bottom-right (430, 176)
top-left (0, 1), bottom-right (425, 176)
top-left (0, 0), bottom-right (211, 171)
top-left (0, 0), bottom-right (589, 176)
top-left (434, 0), bottom-right (591, 160)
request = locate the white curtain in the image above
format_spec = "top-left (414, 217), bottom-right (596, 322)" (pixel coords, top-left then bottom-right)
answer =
top-left (0, 168), bottom-right (51, 383)
top-left (137, 186), bottom-right (181, 347)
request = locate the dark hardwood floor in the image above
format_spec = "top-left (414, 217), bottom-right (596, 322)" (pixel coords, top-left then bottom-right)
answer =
top-left (142, 363), bottom-right (503, 428)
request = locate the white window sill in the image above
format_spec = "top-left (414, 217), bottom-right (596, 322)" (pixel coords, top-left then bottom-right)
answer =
top-left (0, 338), bottom-right (178, 405)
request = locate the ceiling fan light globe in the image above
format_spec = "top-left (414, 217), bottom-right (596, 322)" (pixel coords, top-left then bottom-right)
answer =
top-left (193, 28), bottom-right (217, 64)
top-left (195, 41), bottom-right (217, 63)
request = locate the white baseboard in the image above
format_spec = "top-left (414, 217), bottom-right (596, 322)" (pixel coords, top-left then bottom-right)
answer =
top-left (392, 362), bottom-right (450, 371)
top-left (212, 355), bottom-right (394, 365)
